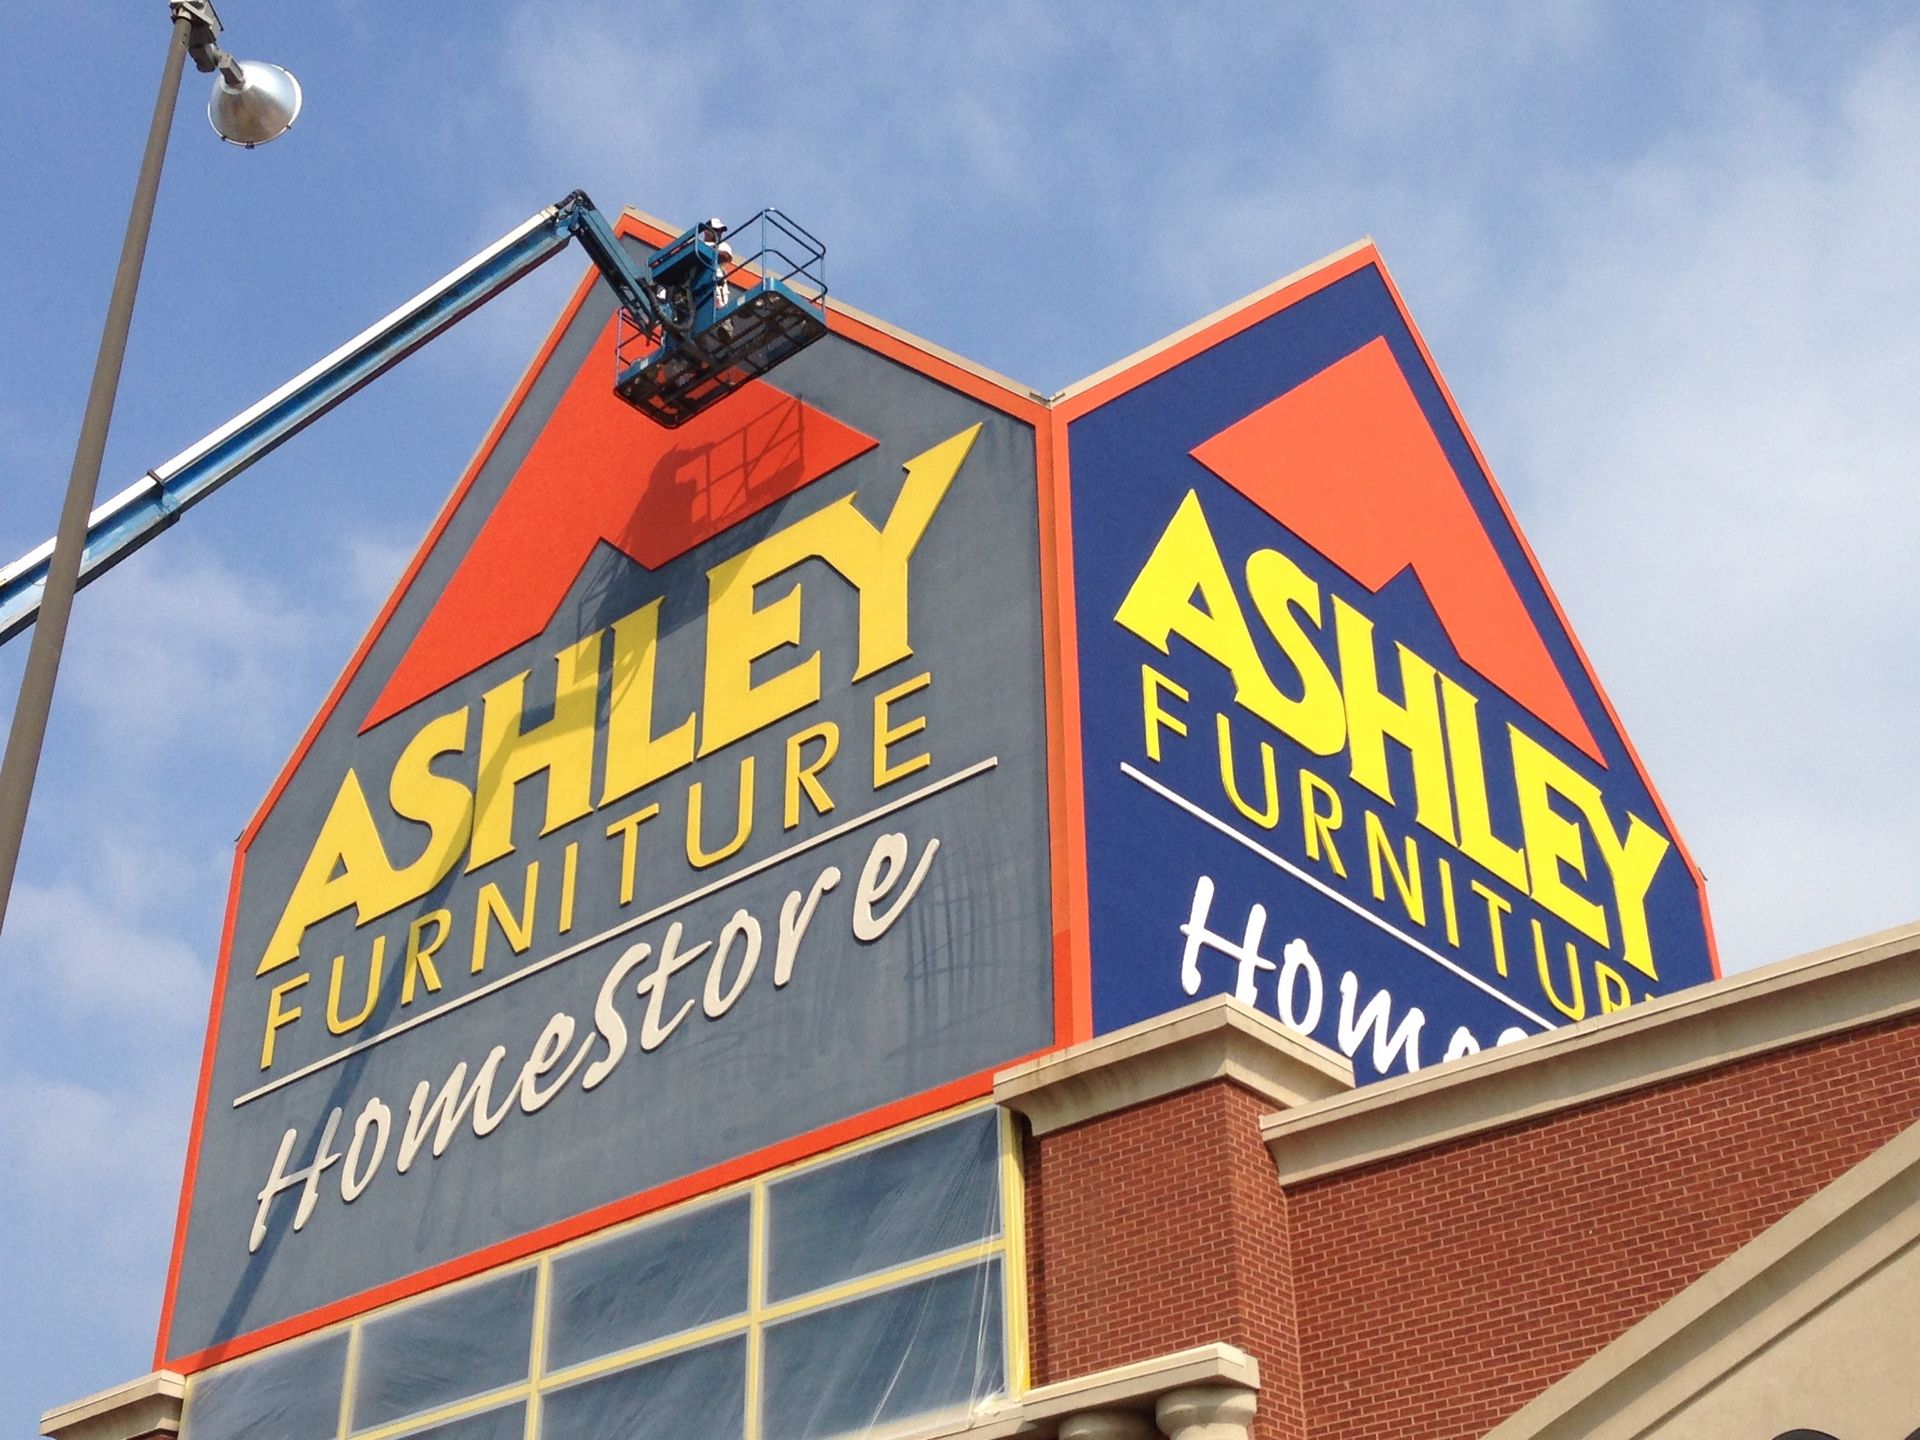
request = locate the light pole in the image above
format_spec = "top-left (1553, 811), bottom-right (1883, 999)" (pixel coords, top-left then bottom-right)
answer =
top-left (0, 1), bottom-right (300, 938)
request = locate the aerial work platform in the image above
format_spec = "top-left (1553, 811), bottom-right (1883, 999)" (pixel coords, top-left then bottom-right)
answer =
top-left (612, 209), bottom-right (829, 426)
top-left (0, 194), bottom-right (829, 643)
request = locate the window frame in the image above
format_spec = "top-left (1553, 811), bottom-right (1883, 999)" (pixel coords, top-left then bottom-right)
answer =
top-left (181, 1104), bottom-right (1029, 1440)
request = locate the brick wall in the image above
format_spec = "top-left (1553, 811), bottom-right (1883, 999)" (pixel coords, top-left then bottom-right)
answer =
top-left (1023, 1082), bottom-right (1308, 1440)
top-left (1016, 1012), bottom-right (1920, 1440)
top-left (1287, 1012), bottom-right (1920, 1440)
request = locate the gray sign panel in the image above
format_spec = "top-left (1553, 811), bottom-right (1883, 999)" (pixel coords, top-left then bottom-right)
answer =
top-left (164, 277), bottom-right (1055, 1360)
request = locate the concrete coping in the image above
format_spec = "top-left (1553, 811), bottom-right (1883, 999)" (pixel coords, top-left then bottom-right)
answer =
top-left (1262, 918), bottom-right (1920, 1185)
top-left (995, 995), bottom-right (1353, 1136)
top-left (1483, 1116), bottom-right (1920, 1439)
top-left (1052, 238), bottom-right (1376, 406)
top-left (33, 1346), bottom-right (1257, 1440)
top-left (41, 1371), bottom-right (184, 1440)
top-left (910, 1344), bottom-right (1261, 1440)
top-left (615, 205), bottom-right (1048, 404)
top-left (34, 1346), bottom-right (1258, 1440)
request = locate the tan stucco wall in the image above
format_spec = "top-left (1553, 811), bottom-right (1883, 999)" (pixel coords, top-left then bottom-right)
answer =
top-left (1643, 1235), bottom-right (1920, 1440)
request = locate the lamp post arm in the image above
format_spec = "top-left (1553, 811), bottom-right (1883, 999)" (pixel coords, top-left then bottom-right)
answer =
top-left (172, 0), bottom-right (240, 81)
top-left (0, 13), bottom-right (192, 937)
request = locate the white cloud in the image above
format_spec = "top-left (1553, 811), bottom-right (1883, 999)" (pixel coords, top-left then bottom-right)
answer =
top-left (0, 1065), bottom-right (194, 1412)
top-left (343, 529), bottom-right (425, 614)
top-left (0, 1071), bottom-right (190, 1215)
top-left (3, 877), bottom-right (208, 1031)
top-left (1470, 25), bottom-right (1920, 968)
top-left (59, 542), bottom-right (323, 764)
top-left (1029, 7), bottom-right (1920, 970)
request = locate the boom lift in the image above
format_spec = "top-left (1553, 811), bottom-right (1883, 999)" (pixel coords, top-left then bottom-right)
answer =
top-left (0, 192), bottom-right (828, 644)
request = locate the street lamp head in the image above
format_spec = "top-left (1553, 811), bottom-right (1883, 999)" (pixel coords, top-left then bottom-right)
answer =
top-left (207, 59), bottom-right (301, 148)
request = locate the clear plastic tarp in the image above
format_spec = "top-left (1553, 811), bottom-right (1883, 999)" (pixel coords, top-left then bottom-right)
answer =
top-left (762, 1260), bottom-right (1007, 1440)
top-left (182, 1330), bottom-right (347, 1440)
top-left (766, 1107), bottom-right (1002, 1301)
top-left (351, 1266), bottom-right (536, 1431)
top-left (545, 1193), bottom-right (750, 1371)
top-left (181, 1107), bottom-right (1014, 1440)
top-left (396, 1402), bottom-right (526, 1440)
top-left (540, 1334), bottom-right (748, 1440)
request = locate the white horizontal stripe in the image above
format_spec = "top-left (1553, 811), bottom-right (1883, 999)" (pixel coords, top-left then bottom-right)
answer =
top-left (231, 756), bottom-right (1000, 1108)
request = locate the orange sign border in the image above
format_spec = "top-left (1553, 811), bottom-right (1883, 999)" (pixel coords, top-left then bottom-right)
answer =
top-left (155, 212), bottom-right (1088, 1373)
top-left (155, 222), bottom-right (1716, 1373)
top-left (1052, 238), bottom-right (1718, 983)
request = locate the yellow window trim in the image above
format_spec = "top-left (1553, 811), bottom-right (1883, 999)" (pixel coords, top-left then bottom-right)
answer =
top-left (185, 1102), bottom-right (1026, 1440)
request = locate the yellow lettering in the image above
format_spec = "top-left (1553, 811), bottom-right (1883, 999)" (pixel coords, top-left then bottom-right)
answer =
top-left (1438, 676), bottom-right (1528, 891)
top-left (1140, 664), bottom-right (1189, 762)
top-left (1596, 961), bottom-right (1633, 1014)
top-left (1471, 879), bottom-right (1512, 977)
top-left (687, 758), bottom-right (754, 868)
top-left (559, 841), bottom-right (579, 934)
top-left (601, 598), bottom-right (695, 805)
top-left (1586, 808), bottom-right (1671, 983)
top-left (1364, 811), bottom-right (1425, 927)
top-left (1113, 492), bottom-right (1296, 737)
top-left (1216, 711), bottom-right (1279, 829)
top-left (873, 672), bottom-right (932, 789)
top-left (1509, 728), bottom-right (1608, 950)
top-left (471, 862), bottom-right (539, 974)
top-left (784, 722), bottom-right (839, 829)
top-left (403, 911), bottom-right (449, 1005)
top-left (387, 704), bottom-right (474, 885)
top-left (700, 426), bottom-right (976, 756)
top-left (1533, 919), bottom-right (1587, 1021)
top-left (469, 631), bottom-right (603, 870)
top-left (260, 972), bottom-right (308, 1070)
top-left (325, 937), bottom-right (385, 1036)
top-left (258, 770), bottom-right (395, 976)
top-left (1299, 770), bottom-right (1349, 879)
top-left (604, 805), bottom-right (660, 907)
top-left (261, 709), bottom-right (475, 977)
top-left (1334, 597), bottom-right (1456, 845)
top-left (1244, 548), bottom-right (1346, 756)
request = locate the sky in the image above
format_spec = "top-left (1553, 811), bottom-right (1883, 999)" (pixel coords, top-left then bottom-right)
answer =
top-left (1, 1), bottom-right (1917, 1432)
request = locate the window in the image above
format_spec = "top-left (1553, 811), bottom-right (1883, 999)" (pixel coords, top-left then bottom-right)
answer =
top-left (183, 1107), bottom-right (1021, 1440)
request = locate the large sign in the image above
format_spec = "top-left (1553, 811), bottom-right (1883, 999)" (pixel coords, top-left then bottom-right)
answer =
top-left (159, 223), bottom-right (1720, 1372)
top-left (158, 219), bottom-right (1061, 1365)
top-left (1061, 246), bottom-right (1716, 1079)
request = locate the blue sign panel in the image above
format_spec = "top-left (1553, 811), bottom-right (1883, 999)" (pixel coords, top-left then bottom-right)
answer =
top-left (1065, 252), bottom-right (1716, 1080)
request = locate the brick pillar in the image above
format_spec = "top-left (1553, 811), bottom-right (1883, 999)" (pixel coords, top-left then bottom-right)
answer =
top-left (997, 997), bottom-right (1353, 1440)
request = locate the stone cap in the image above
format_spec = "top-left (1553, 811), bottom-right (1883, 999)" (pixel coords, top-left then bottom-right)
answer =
top-left (996, 995), bottom-right (1352, 1135)
top-left (915, 1343), bottom-right (1261, 1440)
top-left (41, 1371), bottom-right (184, 1440)
top-left (1263, 917), bottom-right (1920, 1185)
top-left (1018, 1342), bottom-right (1260, 1422)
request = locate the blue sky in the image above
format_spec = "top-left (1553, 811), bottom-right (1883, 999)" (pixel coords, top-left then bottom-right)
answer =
top-left (2, 1), bottom-right (1917, 1431)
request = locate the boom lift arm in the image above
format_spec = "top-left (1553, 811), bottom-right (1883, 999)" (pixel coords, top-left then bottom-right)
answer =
top-left (0, 191), bottom-right (827, 646)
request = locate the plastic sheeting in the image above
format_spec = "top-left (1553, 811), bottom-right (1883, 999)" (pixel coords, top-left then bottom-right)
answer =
top-left (182, 1330), bottom-right (348, 1440)
top-left (540, 1334), bottom-right (748, 1440)
top-left (395, 1402), bottom-right (526, 1440)
top-left (351, 1266), bottom-right (536, 1431)
top-left (762, 1260), bottom-right (1007, 1440)
top-left (545, 1193), bottom-right (750, 1372)
top-left (181, 1108), bottom-right (1011, 1440)
top-left (766, 1107), bottom-right (1001, 1302)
